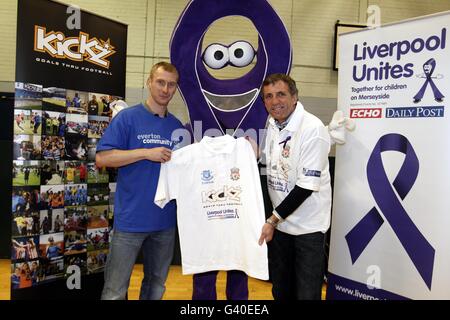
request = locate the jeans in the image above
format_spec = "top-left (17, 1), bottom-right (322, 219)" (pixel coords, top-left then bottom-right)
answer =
top-left (192, 270), bottom-right (248, 300)
top-left (269, 230), bottom-right (325, 300)
top-left (101, 228), bottom-right (175, 300)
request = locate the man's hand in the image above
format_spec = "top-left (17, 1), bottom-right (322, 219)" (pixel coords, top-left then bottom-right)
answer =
top-left (258, 223), bottom-right (275, 245)
top-left (96, 148), bottom-right (173, 168)
top-left (145, 147), bottom-right (172, 163)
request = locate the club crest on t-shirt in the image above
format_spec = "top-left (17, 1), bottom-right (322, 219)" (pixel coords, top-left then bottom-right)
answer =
top-left (281, 145), bottom-right (290, 158)
top-left (201, 170), bottom-right (214, 184)
top-left (230, 167), bottom-right (240, 181)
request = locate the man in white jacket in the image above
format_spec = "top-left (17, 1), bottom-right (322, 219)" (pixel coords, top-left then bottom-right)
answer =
top-left (259, 73), bottom-right (331, 300)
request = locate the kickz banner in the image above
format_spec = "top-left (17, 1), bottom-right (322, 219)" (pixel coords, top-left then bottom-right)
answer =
top-left (328, 11), bottom-right (450, 300)
top-left (9, 0), bottom-right (127, 300)
top-left (16, 0), bottom-right (127, 97)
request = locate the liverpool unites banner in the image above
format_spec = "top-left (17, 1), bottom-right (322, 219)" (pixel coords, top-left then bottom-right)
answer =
top-left (328, 11), bottom-right (450, 300)
top-left (11, 0), bottom-right (127, 299)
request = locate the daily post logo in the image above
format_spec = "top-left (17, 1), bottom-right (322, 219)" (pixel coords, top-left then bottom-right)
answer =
top-left (34, 26), bottom-right (116, 68)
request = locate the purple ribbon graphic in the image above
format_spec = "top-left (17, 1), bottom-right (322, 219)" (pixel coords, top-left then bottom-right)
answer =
top-left (345, 133), bottom-right (435, 289)
top-left (413, 58), bottom-right (444, 103)
top-left (279, 136), bottom-right (291, 149)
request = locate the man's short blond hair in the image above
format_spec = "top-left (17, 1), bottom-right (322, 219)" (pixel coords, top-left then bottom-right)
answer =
top-left (149, 62), bottom-right (179, 82)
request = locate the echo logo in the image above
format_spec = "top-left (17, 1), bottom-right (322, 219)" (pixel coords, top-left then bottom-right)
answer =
top-left (350, 108), bottom-right (382, 118)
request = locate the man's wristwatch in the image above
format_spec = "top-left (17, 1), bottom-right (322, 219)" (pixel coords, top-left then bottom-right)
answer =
top-left (265, 217), bottom-right (278, 228)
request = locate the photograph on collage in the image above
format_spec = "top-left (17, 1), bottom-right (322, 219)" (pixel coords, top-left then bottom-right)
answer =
top-left (87, 227), bottom-right (109, 251)
top-left (87, 162), bottom-right (109, 184)
top-left (14, 82), bottom-right (42, 110)
top-left (87, 184), bottom-right (110, 206)
top-left (87, 93), bottom-right (119, 117)
top-left (13, 109), bottom-right (42, 135)
top-left (64, 230), bottom-right (87, 256)
top-left (88, 115), bottom-right (109, 138)
top-left (40, 160), bottom-right (64, 185)
top-left (38, 232), bottom-right (65, 283)
top-left (11, 260), bottom-right (41, 289)
top-left (65, 134), bottom-right (87, 161)
top-left (64, 206), bottom-right (88, 232)
top-left (87, 206), bottom-right (109, 229)
top-left (66, 113), bottom-right (88, 136)
top-left (11, 235), bottom-right (39, 262)
top-left (42, 110), bottom-right (65, 136)
top-left (87, 249), bottom-right (108, 274)
top-left (13, 135), bottom-right (41, 161)
top-left (41, 135), bottom-right (65, 160)
top-left (12, 186), bottom-right (40, 215)
top-left (64, 184), bottom-right (87, 206)
top-left (39, 208), bottom-right (64, 234)
top-left (13, 161), bottom-right (40, 186)
top-left (39, 185), bottom-right (65, 210)
top-left (64, 161), bottom-right (87, 184)
top-left (42, 87), bottom-right (67, 112)
top-left (11, 211), bottom-right (39, 238)
top-left (66, 90), bottom-right (89, 115)
top-left (38, 233), bottom-right (64, 261)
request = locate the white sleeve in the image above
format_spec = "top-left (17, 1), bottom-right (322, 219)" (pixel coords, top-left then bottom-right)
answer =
top-left (154, 162), bottom-right (176, 208)
top-left (296, 126), bottom-right (330, 191)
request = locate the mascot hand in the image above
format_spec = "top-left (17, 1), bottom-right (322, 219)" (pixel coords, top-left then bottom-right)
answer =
top-left (326, 110), bottom-right (355, 145)
top-left (110, 100), bottom-right (129, 118)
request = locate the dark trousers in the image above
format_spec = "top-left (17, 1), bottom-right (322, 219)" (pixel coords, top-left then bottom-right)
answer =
top-left (269, 230), bottom-right (325, 300)
top-left (192, 270), bottom-right (248, 300)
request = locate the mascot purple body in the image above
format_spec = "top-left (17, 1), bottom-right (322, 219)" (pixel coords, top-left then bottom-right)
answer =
top-left (170, 0), bottom-right (292, 140)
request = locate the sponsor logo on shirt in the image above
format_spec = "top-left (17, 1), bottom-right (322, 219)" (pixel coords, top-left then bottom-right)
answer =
top-left (137, 133), bottom-right (172, 146)
top-left (267, 175), bottom-right (289, 192)
top-left (206, 208), bottom-right (240, 220)
top-left (303, 168), bottom-right (321, 177)
top-left (202, 186), bottom-right (241, 203)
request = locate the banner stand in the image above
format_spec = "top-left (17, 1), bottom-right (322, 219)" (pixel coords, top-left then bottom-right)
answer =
top-left (9, 0), bottom-right (127, 299)
top-left (328, 11), bottom-right (450, 300)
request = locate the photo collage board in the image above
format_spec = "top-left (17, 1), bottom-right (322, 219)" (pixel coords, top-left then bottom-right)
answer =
top-left (11, 82), bottom-right (120, 289)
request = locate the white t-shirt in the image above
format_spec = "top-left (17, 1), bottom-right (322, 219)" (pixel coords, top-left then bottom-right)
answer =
top-left (263, 101), bottom-right (332, 236)
top-left (155, 135), bottom-right (268, 280)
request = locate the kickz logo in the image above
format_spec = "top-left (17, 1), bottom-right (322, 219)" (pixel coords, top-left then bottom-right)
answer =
top-left (34, 26), bottom-right (116, 68)
top-left (202, 186), bottom-right (242, 203)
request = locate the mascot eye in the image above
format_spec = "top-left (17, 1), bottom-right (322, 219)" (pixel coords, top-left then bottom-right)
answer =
top-left (228, 41), bottom-right (255, 67)
top-left (203, 44), bottom-right (229, 69)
